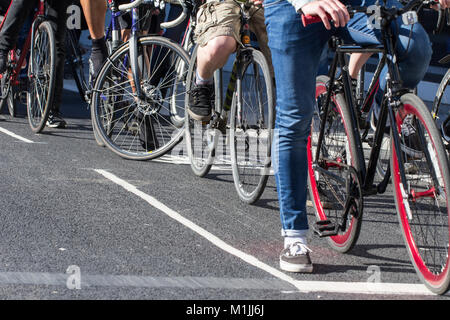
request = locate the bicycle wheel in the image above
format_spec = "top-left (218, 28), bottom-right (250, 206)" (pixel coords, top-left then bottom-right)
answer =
top-left (433, 68), bottom-right (449, 153)
top-left (184, 45), bottom-right (222, 177)
top-left (375, 133), bottom-right (391, 180)
top-left (230, 48), bottom-right (274, 204)
top-left (27, 21), bottom-right (56, 133)
top-left (0, 69), bottom-right (12, 115)
top-left (91, 36), bottom-right (189, 160)
top-left (0, 52), bottom-right (17, 118)
top-left (391, 93), bottom-right (450, 295)
top-left (170, 26), bottom-right (194, 128)
top-left (67, 30), bottom-right (90, 104)
top-left (307, 75), bottom-right (364, 253)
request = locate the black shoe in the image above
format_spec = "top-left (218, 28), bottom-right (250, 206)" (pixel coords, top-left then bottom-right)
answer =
top-left (139, 115), bottom-right (159, 152)
top-left (46, 112), bottom-right (67, 128)
top-left (0, 50), bottom-right (8, 75)
top-left (400, 115), bottom-right (423, 159)
top-left (187, 83), bottom-right (214, 121)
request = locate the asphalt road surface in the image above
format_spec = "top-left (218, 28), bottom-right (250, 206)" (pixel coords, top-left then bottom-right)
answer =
top-left (0, 89), bottom-right (448, 302)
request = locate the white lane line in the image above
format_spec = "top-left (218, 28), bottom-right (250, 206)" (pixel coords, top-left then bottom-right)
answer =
top-left (94, 169), bottom-right (433, 296)
top-left (0, 127), bottom-right (34, 143)
top-left (0, 272), bottom-right (290, 290)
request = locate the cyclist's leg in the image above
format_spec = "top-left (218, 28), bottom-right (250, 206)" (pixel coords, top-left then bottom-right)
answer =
top-left (248, 6), bottom-right (274, 78)
top-left (188, 0), bottom-right (240, 120)
top-left (264, 0), bottom-right (330, 255)
top-left (0, 0), bottom-right (35, 52)
top-left (80, 0), bottom-right (107, 79)
top-left (47, 0), bottom-right (70, 127)
top-left (348, 53), bottom-right (372, 79)
top-left (343, 0), bottom-right (432, 104)
top-left (0, 0), bottom-right (35, 73)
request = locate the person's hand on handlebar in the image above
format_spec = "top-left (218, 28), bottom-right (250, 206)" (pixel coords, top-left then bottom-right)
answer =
top-left (300, 0), bottom-right (350, 30)
top-left (432, 0), bottom-right (450, 10)
top-left (249, 0), bottom-right (263, 6)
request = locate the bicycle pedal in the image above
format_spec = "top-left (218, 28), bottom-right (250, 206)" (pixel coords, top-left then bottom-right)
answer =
top-left (313, 220), bottom-right (339, 238)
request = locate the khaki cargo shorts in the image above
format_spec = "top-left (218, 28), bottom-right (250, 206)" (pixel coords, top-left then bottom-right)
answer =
top-left (194, 0), bottom-right (273, 75)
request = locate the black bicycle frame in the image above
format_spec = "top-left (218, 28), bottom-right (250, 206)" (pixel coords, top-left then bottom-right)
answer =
top-left (314, 14), bottom-right (414, 196)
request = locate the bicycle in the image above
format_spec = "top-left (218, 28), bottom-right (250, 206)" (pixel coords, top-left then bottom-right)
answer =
top-left (305, 0), bottom-right (450, 294)
top-left (90, 0), bottom-right (191, 160)
top-left (0, 0), bottom-right (57, 132)
top-left (184, 0), bottom-right (274, 204)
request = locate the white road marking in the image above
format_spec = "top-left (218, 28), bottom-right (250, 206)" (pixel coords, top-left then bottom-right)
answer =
top-left (0, 127), bottom-right (34, 143)
top-left (94, 169), bottom-right (434, 296)
top-left (0, 272), bottom-right (290, 290)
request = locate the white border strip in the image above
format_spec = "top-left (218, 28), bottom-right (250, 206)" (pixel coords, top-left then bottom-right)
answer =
top-left (0, 127), bottom-right (34, 143)
top-left (94, 169), bottom-right (433, 296)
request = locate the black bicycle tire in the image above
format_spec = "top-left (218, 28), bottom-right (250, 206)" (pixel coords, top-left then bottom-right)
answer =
top-left (184, 44), bottom-right (220, 177)
top-left (7, 85), bottom-right (15, 117)
top-left (67, 30), bottom-right (89, 104)
top-left (170, 26), bottom-right (194, 128)
top-left (308, 75), bottom-right (364, 253)
top-left (0, 71), bottom-right (11, 114)
top-left (70, 56), bottom-right (89, 104)
top-left (230, 48), bottom-right (274, 204)
top-left (27, 20), bottom-right (56, 133)
top-left (392, 93), bottom-right (450, 295)
top-left (91, 36), bottom-right (189, 160)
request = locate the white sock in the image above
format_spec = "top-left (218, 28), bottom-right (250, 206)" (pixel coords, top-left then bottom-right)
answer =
top-left (195, 70), bottom-right (213, 85)
top-left (284, 236), bottom-right (307, 249)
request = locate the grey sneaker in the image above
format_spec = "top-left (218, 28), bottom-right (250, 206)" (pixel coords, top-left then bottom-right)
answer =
top-left (280, 242), bottom-right (313, 273)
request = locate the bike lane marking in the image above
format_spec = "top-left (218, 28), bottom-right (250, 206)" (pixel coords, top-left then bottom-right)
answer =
top-left (0, 127), bottom-right (34, 143)
top-left (94, 169), bottom-right (433, 296)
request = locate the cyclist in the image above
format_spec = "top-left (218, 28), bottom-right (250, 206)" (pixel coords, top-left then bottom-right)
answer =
top-left (260, 0), bottom-right (437, 273)
top-left (80, 0), bottom-right (190, 83)
top-left (186, 0), bottom-right (272, 121)
top-left (80, 0), bottom-right (189, 150)
top-left (0, 0), bottom-right (70, 128)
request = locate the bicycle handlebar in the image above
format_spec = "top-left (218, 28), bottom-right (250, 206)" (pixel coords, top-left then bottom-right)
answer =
top-left (301, 0), bottom-right (438, 27)
top-left (118, 0), bottom-right (188, 29)
top-left (160, 0), bottom-right (188, 29)
top-left (118, 0), bottom-right (145, 11)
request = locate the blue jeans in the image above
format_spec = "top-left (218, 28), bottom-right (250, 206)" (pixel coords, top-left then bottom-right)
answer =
top-left (264, 0), bottom-right (432, 238)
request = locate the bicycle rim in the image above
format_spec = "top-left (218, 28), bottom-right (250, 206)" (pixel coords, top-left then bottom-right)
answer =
top-left (184, 45), bottom-right (219, 177)
top-left (230, 49), bottom-right (274, 204)
top-left (27, 21), bottom-right (56, 133)
top-left (0, 71), bottom-right (11, 114)
top-left (392, 93), bottom-right (450, 295)
top-left (92, 36), bottom-right (189, 160)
